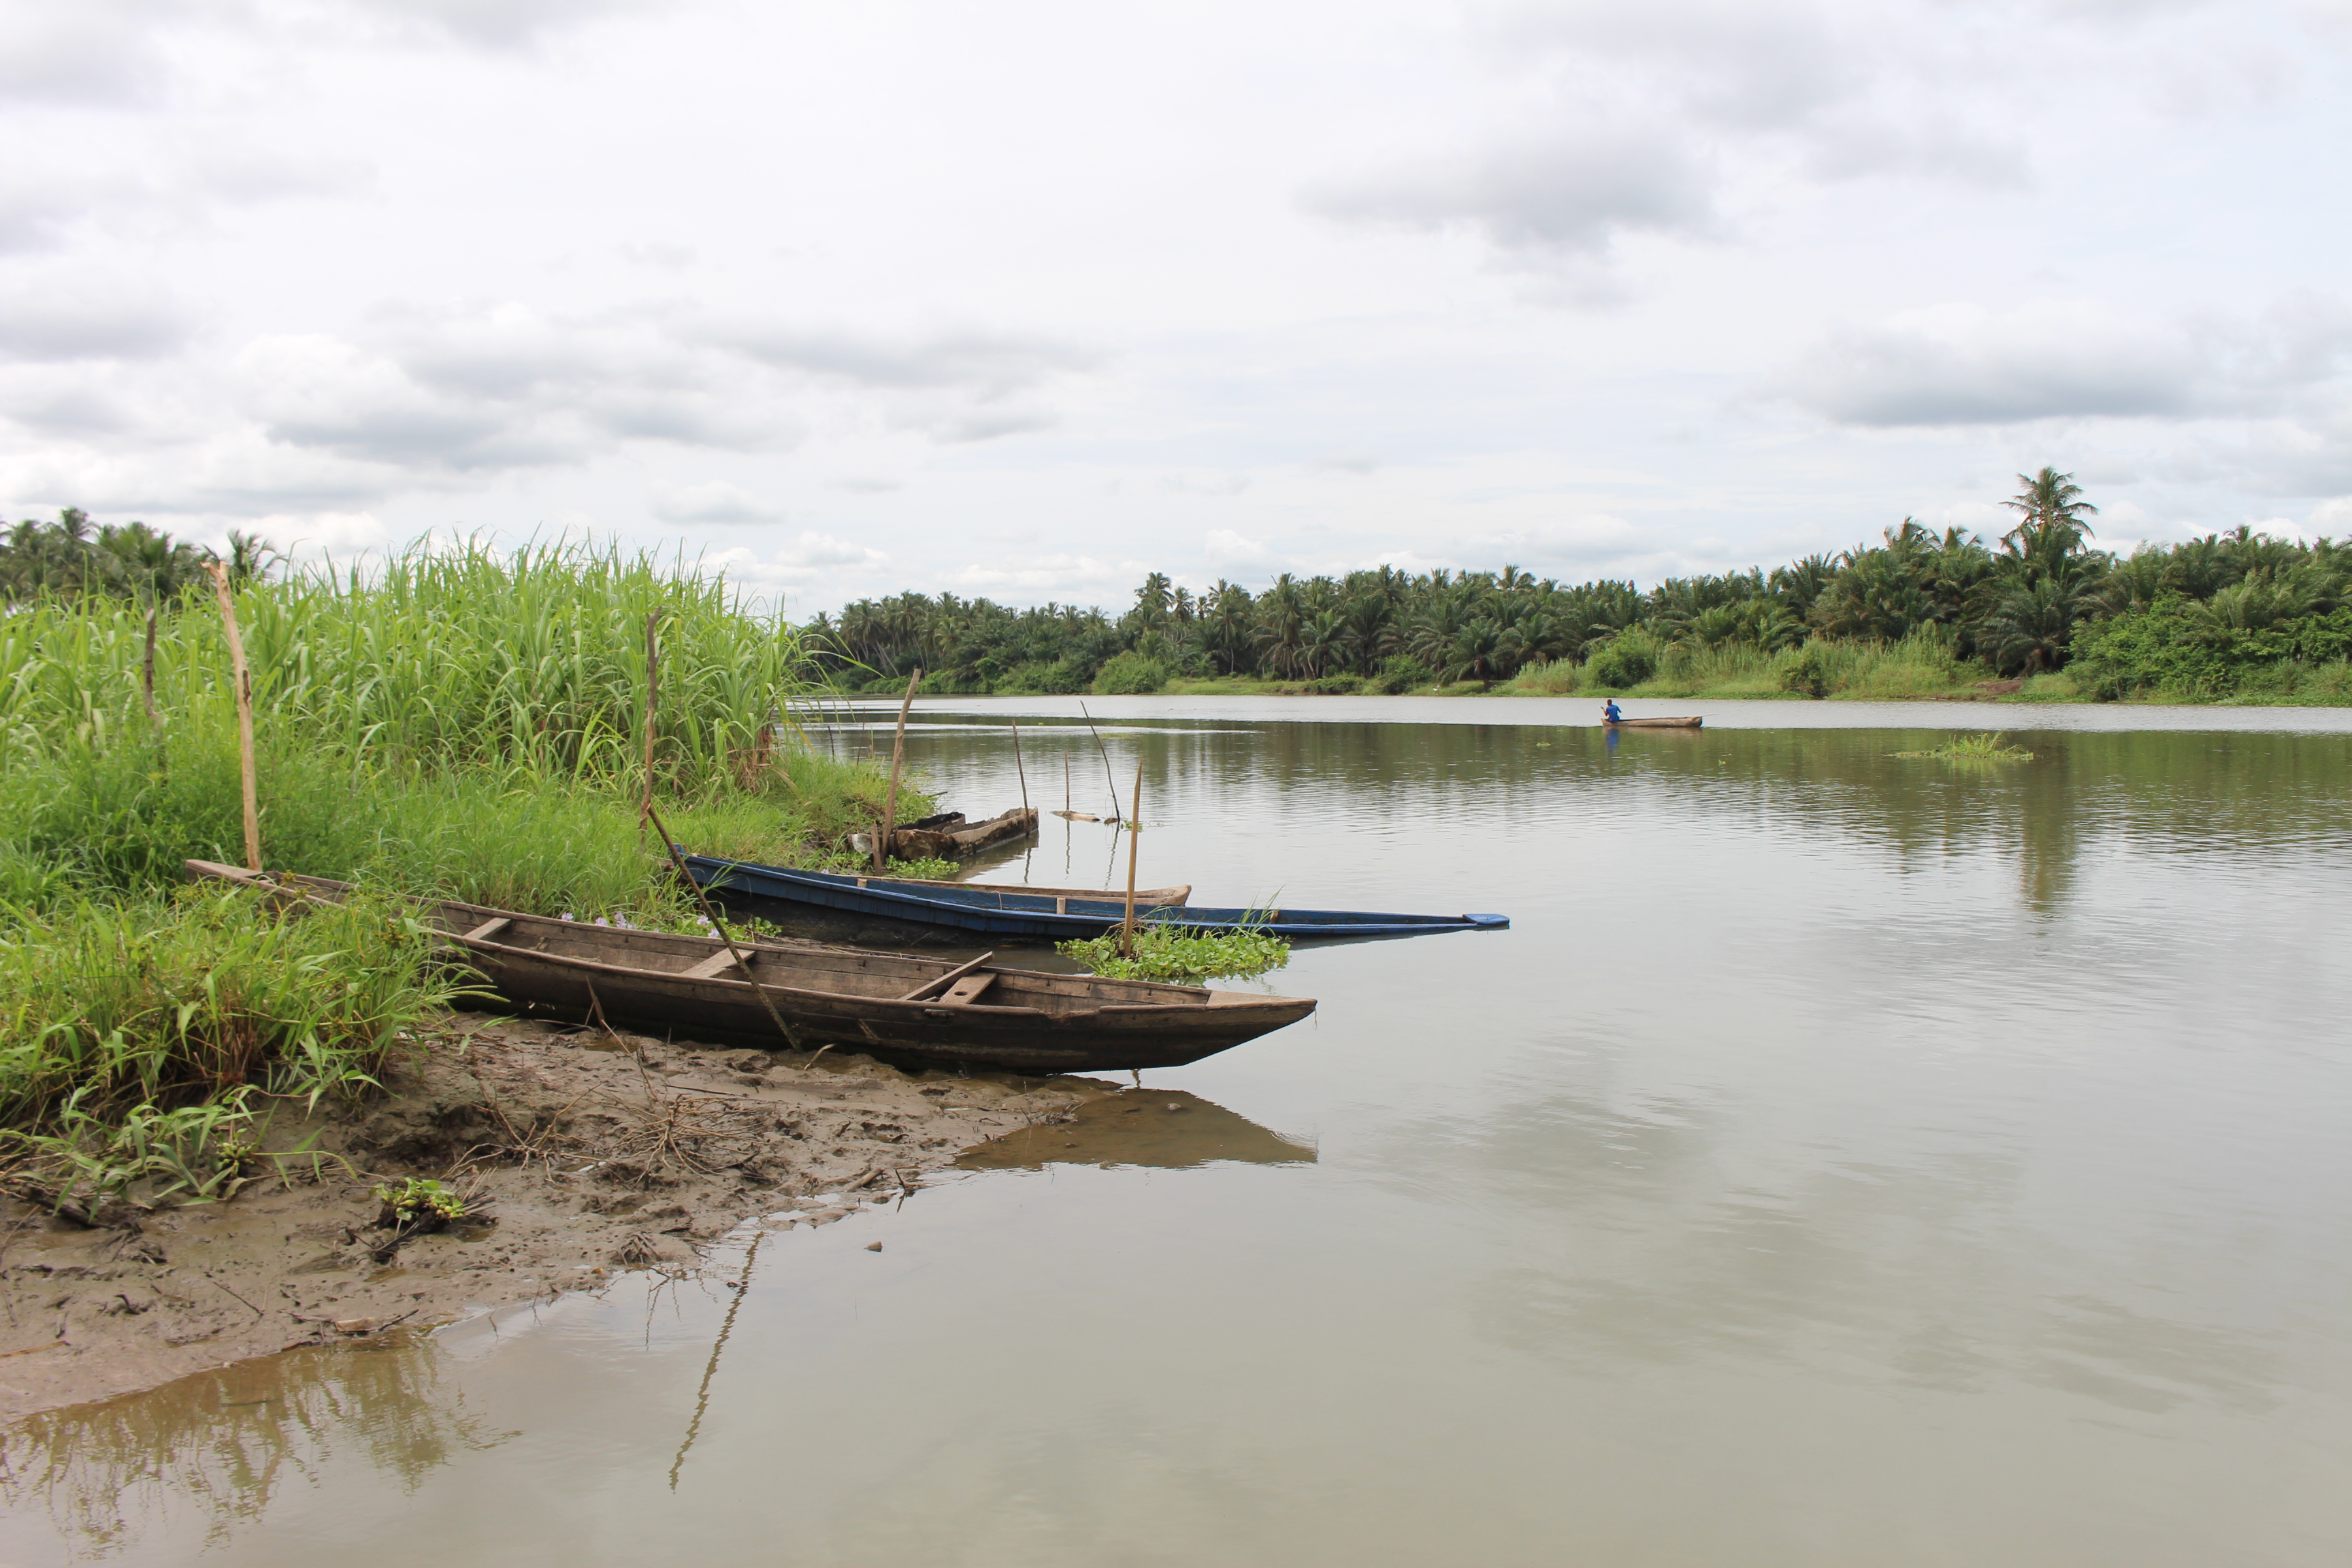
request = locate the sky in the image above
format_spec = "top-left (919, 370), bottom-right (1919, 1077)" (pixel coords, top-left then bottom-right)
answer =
top-left (4, 0), bottom-right (2349, 618)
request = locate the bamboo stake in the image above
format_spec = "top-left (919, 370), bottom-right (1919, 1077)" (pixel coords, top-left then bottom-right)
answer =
top-left (1010, 719), bottom-right (1030, 816)
top-left (644, 802), bottom-right (804, 1052)
top-left (640, 610), bottom-right (660, 823)
top-left (1079, 702), bottom-right (1121, 821)
top-left (203, 561), bottom-right (261, 871)
top-left (141, 601), bottom-right (165, 774)
top-left (875, 668), bottom-right (921, 872)
top-left (1120, 761), bottom-right (1144, 958)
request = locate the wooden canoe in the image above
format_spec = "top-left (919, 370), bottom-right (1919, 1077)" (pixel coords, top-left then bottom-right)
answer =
top-left (683, 855), bottom-right (1510, 947)
top-left (1602, 716), bottom-right (1703, 729)
top-left (887, 806), bottom-right (1039, 860)
top-left (184, 861), bottom-right (1313, 1075)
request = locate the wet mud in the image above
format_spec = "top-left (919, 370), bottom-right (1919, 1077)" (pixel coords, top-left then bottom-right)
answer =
top-left (0, 1013), bottom-right (1113, 1421)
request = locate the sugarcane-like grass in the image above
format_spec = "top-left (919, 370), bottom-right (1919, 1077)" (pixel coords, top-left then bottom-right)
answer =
top-left (0, 539), bottom-right (924, 1176)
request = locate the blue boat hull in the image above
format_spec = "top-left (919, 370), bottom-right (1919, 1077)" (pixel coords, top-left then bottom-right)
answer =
top-left (683, 855), bottom-right (1508, 947)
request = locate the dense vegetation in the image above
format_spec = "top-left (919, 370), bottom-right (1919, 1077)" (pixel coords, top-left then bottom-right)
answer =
top-left (0, 524), bottom-right (902, 1184)
top-left (810, 471), bottom-right (2349, 704)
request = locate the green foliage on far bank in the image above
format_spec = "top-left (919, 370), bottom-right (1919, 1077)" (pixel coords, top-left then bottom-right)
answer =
top-left (806, 472), bottom-right (2349, 704)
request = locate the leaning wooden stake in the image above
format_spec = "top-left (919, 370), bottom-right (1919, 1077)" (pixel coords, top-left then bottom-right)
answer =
top-left (644, 802), bottom-right (804, 1052)
top-left (875, 668), bottom-right (921, 872)
top-left (141, 602), bottom-right (165, 775)
top-left (1120, 761), bottom-right (1144, 958)
top-left (640, 610), bottom-right (661, 823)
top-left (1011, 719), bottom-right (1030, 815)
top-left (204, 561), bottom-right (261, 871)
top-left (1079, 702), bottom-right (1122, 821)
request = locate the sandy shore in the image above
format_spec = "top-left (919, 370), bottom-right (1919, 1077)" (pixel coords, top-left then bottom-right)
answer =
top-left (0, 1014), bottom-right (1102, 1421)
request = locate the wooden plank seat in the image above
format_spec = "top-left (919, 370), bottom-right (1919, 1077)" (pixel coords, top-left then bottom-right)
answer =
top-left (682, 948), bottom-right (751, 981)
top-left (938, 974), bottom-right (996, 1005)
top-left (462, 917), bottom-right (513, 943)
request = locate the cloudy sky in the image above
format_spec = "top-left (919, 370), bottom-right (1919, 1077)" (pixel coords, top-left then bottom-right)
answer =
top-left (5, 0), bottom-right (2349, 615)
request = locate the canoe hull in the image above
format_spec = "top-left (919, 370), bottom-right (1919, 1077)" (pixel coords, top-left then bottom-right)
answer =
top-left (184, 862), bottom-right (1314, 1075)
top-left (685, 856), bottom-right (1510, 945)
top-left (1602, 717), bottom-right (1703, 729)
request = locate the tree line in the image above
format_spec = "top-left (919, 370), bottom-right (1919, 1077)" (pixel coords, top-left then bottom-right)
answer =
top-left (808, 470), bottom-right (2350, 696)
top-left (1, 508), bottom-right (276, 609)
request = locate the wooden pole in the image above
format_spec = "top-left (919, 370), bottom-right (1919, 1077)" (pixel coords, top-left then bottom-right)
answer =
top-left (204, 561), bottom-right (261, 871)
top-left (141, 601), bottom-right (165, 774)
top-left (1064, 755), bottom-right (1071, 814)
top-left (640, 610), bottom-right (660, 823)
top-left (1079, 701), bottom-right (1121, 821)
top-left (875, 668), bottom-right (921, 872)
top-left (1120, 761), bottom-right (1143, 958)
top-left (1010, 719), bottom-right (1029, 815)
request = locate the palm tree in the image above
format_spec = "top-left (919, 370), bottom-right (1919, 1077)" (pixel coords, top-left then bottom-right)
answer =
top-left (2000, 467), bottom-right (2100, 587)
top-left (1981, 578), bottom-right (2085, 674)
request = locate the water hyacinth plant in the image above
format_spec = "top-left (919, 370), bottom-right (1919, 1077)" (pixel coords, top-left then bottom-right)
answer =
top-left (1057, 924), bottom-right (1292, 985)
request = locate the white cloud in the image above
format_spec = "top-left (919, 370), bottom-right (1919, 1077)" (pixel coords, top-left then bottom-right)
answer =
top-left (0, 270), bottom-right (191, 361)
top-left (1304, 129), bottom-right (1716, 261)
top-left (1774, 297), bottom-right (2352, 427)
top-left (653, 480), bottom-right (781, 525)
top-left (0, 3), bottom-right (167, 107)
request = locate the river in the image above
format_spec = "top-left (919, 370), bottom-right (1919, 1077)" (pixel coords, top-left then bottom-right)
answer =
top-left (7, 698), bottom-right (2349, 1565)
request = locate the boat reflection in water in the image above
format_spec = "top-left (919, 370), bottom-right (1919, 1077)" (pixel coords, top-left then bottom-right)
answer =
top-left (958, 1087), bottom-right (1315, 1171)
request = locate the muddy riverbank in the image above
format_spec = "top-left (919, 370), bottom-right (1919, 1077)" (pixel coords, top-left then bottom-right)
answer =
top-left (0, 1015), bottom-right (1107, 1420)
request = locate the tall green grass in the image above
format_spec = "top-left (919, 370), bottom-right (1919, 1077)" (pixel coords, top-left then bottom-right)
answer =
top-left (1, 538), bottom-right (809, 789)
top-left (0, 887), bottom-right (463, 1132)
top-left (0, 539), bottom-right (911, 1165)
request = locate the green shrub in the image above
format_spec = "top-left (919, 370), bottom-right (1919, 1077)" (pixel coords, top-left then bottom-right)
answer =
top-left (1377, 655), bottom-right (1436, 694)
top-left (1584, 631), bottom-right (1660, 690)
top-left (1092, 652), bottom-right (1169, 694)
top-left (2070, 602), bottom-right (2352, 701)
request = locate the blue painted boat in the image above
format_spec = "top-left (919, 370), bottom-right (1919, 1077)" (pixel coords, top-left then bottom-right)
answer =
top-left (682, 855), bottom-right (1509, 948)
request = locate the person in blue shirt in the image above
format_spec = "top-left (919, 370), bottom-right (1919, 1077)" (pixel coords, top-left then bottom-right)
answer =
top-left (1603, 699), bottom-right (1624, 724)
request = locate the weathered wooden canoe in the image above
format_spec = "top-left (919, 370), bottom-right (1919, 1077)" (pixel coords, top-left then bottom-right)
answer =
top-left (185, 861), bottom-right (1313, 1075)
top-left (877, 806), bottom-right (1039, 860)
top-left (1603, 716), bottom-right (1704, 729)
top-left (683, 855), bottom-right (1510, 947)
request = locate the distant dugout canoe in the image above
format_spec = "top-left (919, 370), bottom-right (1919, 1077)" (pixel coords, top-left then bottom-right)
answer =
top-left (184, 860), bottom-right (1316, 1075)
top-left (1602, 716), bottom-right (1704, 729)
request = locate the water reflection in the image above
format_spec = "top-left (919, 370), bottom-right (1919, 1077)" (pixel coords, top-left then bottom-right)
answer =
top-left (904, 716), bottom-right (2352, 922)
top-left (959, 1088), bottom-right (1316, 1171)
top-left (0, 1337), bottom-right (502, 1559)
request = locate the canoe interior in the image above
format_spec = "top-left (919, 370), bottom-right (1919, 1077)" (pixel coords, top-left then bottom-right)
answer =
top-left (803, 870), bottom-right (1192, 909)
top-left (179, 862), bottom-right (1312, 1020)
top-left (687, 858), bottom-right (1506, 938)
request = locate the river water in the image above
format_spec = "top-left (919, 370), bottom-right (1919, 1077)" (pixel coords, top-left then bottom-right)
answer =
top-left (7, 698), bottom-right (2351, 1566)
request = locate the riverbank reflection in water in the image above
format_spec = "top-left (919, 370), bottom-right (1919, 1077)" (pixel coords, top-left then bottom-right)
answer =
top-left (959, 1087), bottom-right (1316, 1171)
top-left (3, 704), bottom-right (2349, 1566)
